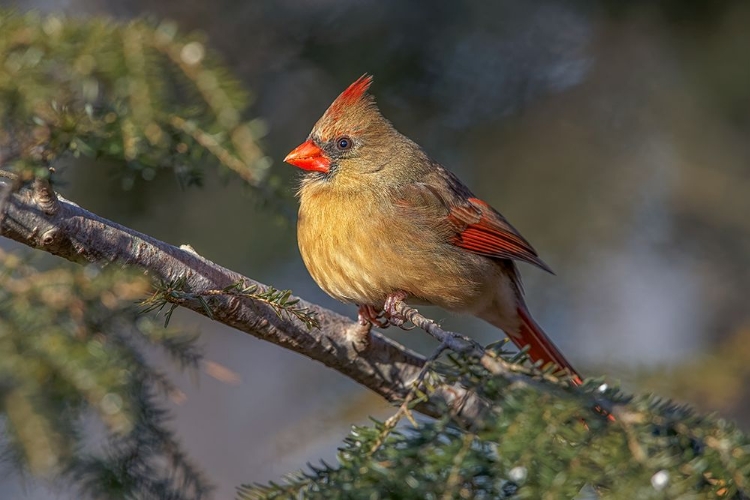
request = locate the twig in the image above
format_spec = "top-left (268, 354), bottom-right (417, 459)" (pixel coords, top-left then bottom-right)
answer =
top-left (392, 299), bottom-right (596, 391)
top-left (368, 342), bottom-right (450, 456)
top-left (391, 300), bottom-right (511, 377)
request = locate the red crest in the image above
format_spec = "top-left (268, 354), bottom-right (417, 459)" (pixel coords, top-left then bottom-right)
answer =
top-left (327, 74), bottom-right (373, 115)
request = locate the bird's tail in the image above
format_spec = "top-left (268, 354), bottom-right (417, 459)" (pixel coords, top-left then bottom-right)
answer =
top-left (509, 306), bottom-right (582, 385)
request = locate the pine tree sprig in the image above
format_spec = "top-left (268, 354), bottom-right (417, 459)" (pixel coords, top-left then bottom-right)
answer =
top-left (0, 11), bottom-right (270, 191)
top-left (0, 249), bottom-right (211, 499)
top-left (240, 341), bottom-right (750, 500)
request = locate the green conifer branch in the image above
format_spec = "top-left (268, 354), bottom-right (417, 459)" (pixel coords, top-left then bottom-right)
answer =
top-left (0, 11), bottom-right (269, 188)
top-left (0, 249), bottom-right (211, 498)
top-left (240, 350), bottom-right (750, 499)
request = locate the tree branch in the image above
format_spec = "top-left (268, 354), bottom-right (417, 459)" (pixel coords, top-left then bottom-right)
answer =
top-left (0, 181), bottom-right (488, 426)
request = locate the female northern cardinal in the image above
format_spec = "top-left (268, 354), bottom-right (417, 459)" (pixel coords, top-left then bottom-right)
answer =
top-left (285, 75), bottom-right (581, 381)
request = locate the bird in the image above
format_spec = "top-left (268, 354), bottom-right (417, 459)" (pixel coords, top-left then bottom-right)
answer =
top-left (284, 74), bottom-right (581, 383)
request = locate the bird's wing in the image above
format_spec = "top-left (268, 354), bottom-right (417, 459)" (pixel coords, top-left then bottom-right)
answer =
top-left (397, 165), bottom-right (553, 273)
top-left (446, 196), bottom-right (553, 273)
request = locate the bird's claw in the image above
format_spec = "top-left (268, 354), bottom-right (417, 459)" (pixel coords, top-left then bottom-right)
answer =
top-left (358, 291), bottom-right (411, 330)
top-left (383, 291), bottom-right (409, 328)
top-left (358, 304), bottom-right (390, 328)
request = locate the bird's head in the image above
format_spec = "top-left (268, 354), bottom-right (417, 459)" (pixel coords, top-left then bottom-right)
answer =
top-left (285, 75), bottom-right (424, 186)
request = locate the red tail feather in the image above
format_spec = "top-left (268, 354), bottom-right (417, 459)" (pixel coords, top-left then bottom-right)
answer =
top-left (514, 307), bottom-right (582, 385)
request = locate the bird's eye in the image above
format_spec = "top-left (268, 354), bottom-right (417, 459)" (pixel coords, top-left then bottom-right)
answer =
top-left (335, 136), bottom-right (353, 151)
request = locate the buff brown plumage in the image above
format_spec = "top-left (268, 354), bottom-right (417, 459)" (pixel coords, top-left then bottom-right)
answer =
top-left (285, 75), bottom-right (581, 382)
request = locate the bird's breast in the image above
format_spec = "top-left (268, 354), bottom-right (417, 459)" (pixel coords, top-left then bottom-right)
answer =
top-left (297, 190), bottom-right (391, 305)
top-left (296, 186), bottom-right (506, 312)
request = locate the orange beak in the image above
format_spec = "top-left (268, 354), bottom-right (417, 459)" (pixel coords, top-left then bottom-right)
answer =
top-left (284, 140), bottom-right (331, 173)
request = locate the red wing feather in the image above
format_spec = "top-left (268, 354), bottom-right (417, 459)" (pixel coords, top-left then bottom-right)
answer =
top-left (448, 198), bottom-right (553, 273)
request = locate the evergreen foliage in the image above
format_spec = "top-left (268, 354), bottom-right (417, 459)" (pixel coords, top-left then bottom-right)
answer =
top-left (0, 249), bottom-right (211, 498)
top-left (0, 10), bottom-right (271, 498)
top-left (0, 10), bottom-right (269, 188)
top-left (240, 351), bottom-right (750, 499)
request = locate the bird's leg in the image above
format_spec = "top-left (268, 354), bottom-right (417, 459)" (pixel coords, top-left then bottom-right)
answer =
top-left (358, 304), bottom-right (390, 328)
top-left (383, 290), bottom-right (409, 327)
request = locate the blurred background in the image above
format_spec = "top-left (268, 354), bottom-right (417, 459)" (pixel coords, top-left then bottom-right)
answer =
top-left (1, 0), bottom-right (749, 498)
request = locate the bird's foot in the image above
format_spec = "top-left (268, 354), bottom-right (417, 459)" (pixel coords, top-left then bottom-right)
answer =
top-left (383, 290), bottom-right (409, 328)
top-left (358, 304), bottom-right (390, 328)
